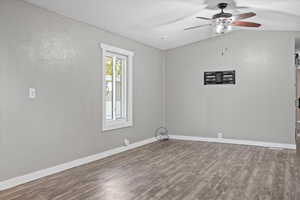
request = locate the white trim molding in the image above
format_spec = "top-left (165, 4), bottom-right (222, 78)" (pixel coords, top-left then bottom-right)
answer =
top-left (100, 43), bottom-right (134, 57)
top-left (100, 43), bottom-right (134, 132)
top-left (0, 137), bottom-right (156, 191)
top-left (169, 135), bottom-right (296, 149)
top-left (1, 136), bottom-right (295, 191)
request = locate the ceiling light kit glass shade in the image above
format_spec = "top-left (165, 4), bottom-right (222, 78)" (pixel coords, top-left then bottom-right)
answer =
top-left (215, 18), bottom-right (232, 34)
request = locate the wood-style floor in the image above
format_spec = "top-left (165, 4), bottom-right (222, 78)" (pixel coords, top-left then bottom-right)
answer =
top-left (1, 140), bottom-right (300, 200)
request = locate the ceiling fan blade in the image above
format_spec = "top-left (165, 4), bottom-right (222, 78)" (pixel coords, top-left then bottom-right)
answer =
top-left (196, 17), bottom-right (212, 20)
top-left (184, 24), bottom-right (212, 31)
top-left (232, 21), bottom-right (261, 27)
top-left (234, 12), bottom-right (256, 20)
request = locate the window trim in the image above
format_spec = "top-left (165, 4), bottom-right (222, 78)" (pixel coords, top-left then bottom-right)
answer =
top-left (101, 43), bottom-right (134, 131)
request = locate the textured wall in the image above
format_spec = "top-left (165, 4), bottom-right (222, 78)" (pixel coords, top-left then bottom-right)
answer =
top-left (0, 0), bottom-right (164, 181)
top-left (166, 30), bottom-right (297, 144)
top-left (1, 0), bottom-right (299, 183)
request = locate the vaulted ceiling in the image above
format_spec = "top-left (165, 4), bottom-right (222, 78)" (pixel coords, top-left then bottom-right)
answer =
top-left (24, 0), bottom-right (300, 50)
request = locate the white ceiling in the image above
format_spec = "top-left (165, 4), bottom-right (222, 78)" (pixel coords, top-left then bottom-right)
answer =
top-left (24, 0), bottom-right (300, 50)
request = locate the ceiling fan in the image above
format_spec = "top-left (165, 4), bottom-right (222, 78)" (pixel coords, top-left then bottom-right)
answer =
top-left (184, 3), bottom-right (261, 34)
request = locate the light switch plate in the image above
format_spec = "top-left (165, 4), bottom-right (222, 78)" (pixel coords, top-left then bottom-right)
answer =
top-left (29, 88), bottom-right (36, 99)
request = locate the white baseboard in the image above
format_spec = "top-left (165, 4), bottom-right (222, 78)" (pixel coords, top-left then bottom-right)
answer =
top-left (0, 137), bottom-right (157, 191)
top-left (169, 135), bottom-right (296, 150)
top-left (0, 135), bottom-right (295, 191)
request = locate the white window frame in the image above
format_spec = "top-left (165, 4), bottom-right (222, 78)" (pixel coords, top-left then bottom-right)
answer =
top-left (101, 43), bottom-right (134, 131)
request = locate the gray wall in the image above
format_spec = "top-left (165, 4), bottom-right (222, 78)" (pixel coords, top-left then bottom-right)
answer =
top-left (0, 0), bottom-right (164, 181)
top-left (166, 31), bottom-right (297, 144)
top-left (1, 0), bottom-right (299, 183)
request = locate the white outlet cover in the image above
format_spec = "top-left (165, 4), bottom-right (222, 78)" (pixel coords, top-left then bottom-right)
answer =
top-left (217, 133), bottom-right (223, 139)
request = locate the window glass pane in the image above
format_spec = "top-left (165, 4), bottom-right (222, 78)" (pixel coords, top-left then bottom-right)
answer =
top-left (102, 44), bottom-right (133, 131)
top-left (105, 56), bottom-right (113, 120)
top-left (115, 58), bottom-right (123, 119)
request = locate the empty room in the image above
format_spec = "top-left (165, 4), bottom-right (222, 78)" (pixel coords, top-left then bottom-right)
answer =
top-left (1, 0), bottom-right (300, 199)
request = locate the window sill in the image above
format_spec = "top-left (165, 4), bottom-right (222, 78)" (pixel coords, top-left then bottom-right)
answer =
top-left (102, 120), bottom-right (133, 132)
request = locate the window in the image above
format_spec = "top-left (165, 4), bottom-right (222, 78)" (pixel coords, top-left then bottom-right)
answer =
top-left (101, 44), bottom-right (133, 131)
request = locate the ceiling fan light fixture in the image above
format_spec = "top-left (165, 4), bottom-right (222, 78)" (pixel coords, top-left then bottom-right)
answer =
top-left (227, 25), bottom-right (232, 31)
top-left (215, 24), bottom-right (224, 34)
top-left (215, 18), bottom-right (232, 34)
top-left (184, 3), bottom-right (260, 33)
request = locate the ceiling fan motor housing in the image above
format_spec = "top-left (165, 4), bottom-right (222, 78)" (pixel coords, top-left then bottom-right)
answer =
top-left (213, 12), bottom-right (232, 19)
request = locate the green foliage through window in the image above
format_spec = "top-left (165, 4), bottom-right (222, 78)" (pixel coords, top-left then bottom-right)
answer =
top-left (105, 57), bottom-right (122, 76)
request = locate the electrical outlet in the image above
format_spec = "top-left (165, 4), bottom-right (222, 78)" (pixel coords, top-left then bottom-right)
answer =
top-left (217, 133), bottom-right (223, 139)
top-left (124, 138), bottom-right (130, 146)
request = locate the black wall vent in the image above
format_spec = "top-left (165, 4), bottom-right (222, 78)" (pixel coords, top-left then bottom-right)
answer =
top-left (204, 70), bottom-right (235, 85)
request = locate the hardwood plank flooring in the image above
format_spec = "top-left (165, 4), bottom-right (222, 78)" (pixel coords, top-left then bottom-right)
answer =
top-left (1, 140), bottom-right (300, 200)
